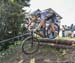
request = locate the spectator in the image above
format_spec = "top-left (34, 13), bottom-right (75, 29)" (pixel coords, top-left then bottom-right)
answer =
top-left (70, 24), bottom-right (74, 32)
top-left (62, 25), bottom-right (65, 37)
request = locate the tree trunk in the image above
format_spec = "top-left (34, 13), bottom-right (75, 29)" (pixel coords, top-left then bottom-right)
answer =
top-left (38, 38), bottom-right (75, 45)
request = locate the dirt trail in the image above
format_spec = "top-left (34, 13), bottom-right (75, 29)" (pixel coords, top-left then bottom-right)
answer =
top-left (0, 44), bottom-right (75, 63)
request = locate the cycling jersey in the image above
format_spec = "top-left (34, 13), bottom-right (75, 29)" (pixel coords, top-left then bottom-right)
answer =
top-left (40, 11), bottom-right (59, 25)
top-left (40, 10), bottom-right (50, 20)
top-left (32, 9), bottom-right (60, 25)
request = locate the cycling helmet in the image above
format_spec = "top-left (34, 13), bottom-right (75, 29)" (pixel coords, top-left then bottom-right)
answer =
top-left (31, 9), bottom-right (41, 17)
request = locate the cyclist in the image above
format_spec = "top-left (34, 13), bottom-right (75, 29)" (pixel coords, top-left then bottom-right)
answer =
top-left (34, 10), bottom-right (60, 38)
top-left (28, 9), bottom-right (60, 38)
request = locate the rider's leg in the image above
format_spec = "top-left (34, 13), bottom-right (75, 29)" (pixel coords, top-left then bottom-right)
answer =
top-left (39, 20), bottom-right (46, 37)
top-left (50, 23), bottom-right (55, 36)
top-left (48, 23), bottom-right (55, 39)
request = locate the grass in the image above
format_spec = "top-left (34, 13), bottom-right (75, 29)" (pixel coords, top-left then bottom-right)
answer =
top-left (0, 41), bottom-right (22, 58)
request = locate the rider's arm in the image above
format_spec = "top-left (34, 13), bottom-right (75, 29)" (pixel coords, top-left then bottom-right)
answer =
top-left (28, 17), bottom-right (36, 27)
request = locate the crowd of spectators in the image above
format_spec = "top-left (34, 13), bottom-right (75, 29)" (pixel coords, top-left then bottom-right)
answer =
top-left (60, 24), bottom-right (75, 38)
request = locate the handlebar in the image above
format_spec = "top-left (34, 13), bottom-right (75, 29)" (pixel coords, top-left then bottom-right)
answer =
top-left (25, 23), bottom-right (37, 32)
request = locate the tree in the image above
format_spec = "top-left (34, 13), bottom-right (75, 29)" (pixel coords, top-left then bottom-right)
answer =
top-left (0, 0), bottom-right (30, 41)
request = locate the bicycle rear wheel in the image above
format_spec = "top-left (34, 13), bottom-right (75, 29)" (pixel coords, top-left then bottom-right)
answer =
top-left (22, 36), bottom-right (39, 55)
top-left (47, 23), bottom-right (60, 39)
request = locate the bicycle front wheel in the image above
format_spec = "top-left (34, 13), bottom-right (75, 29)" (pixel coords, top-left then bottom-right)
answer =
top-left (22, 36), bottom-right (39, 55)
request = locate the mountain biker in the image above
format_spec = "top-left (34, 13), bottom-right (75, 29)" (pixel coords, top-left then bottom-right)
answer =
top-left (34, 10), bottom-right (60, 38)
top-left (28, 9), bottom-right (60, 38)
top-left (40, 10), bottom-right (55, 37)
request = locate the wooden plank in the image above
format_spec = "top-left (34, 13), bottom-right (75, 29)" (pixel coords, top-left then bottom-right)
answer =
top-left (38, 38), bottom-right (75, 45)
top-left (39, 42), bottom-right (74, 49)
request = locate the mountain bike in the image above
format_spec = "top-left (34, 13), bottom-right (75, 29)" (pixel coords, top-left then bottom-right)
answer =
top-left (22, 22), bottom-right (60, 54)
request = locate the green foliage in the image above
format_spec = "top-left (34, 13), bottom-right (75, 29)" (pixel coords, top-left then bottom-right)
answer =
top-left (0, 0), bottom-right (30, 41)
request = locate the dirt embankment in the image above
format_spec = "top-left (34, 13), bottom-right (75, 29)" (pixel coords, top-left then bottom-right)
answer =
top-left (0, 43), bottom-right (75, 63)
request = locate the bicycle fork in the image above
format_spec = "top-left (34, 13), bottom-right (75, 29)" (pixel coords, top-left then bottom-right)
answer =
top-left (31, 31), bottom-right (34, 48)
